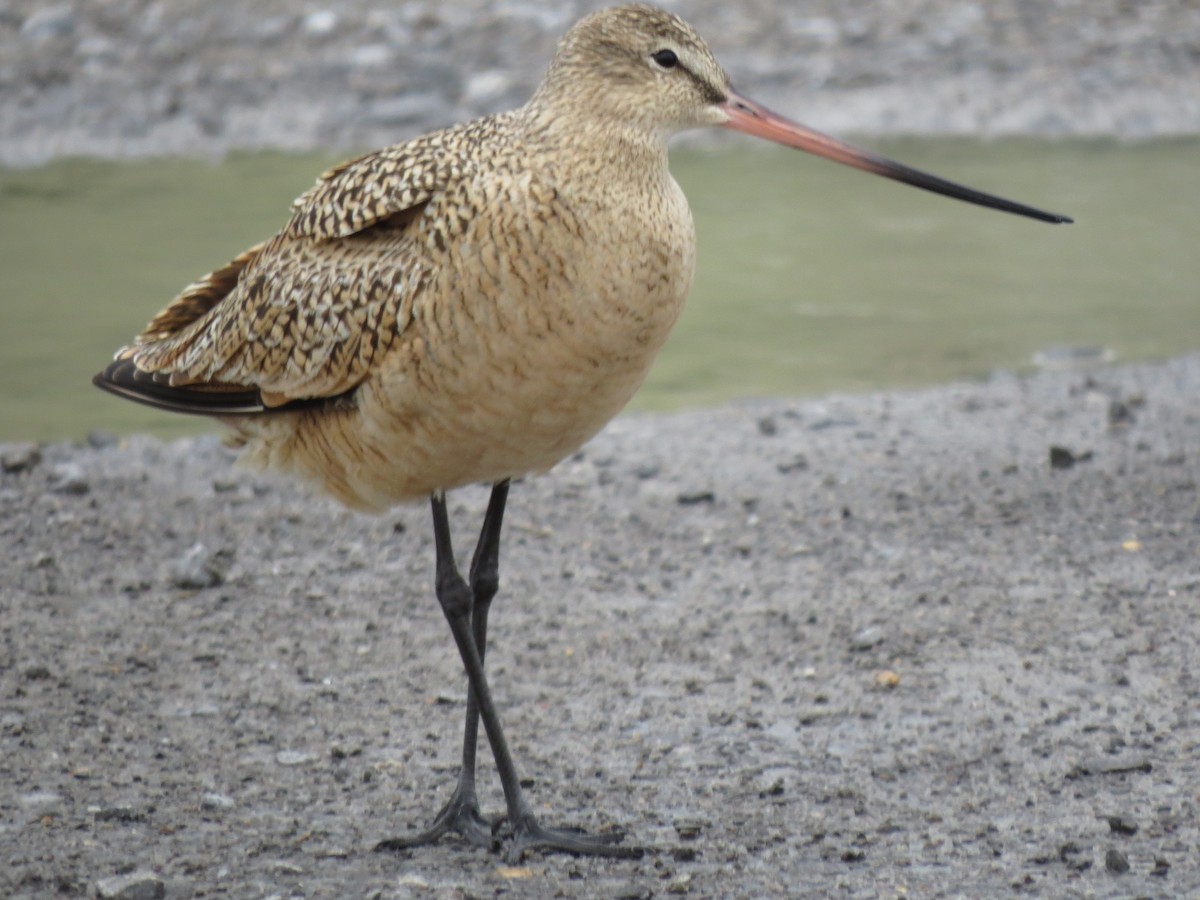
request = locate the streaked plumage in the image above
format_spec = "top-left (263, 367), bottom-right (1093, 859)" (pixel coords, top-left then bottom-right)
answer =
top-left (95, 3), bottom-right (1069, 861)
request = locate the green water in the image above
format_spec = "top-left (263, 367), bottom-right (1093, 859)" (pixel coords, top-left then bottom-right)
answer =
top-left (2, 139), bottom-right (1197, 442)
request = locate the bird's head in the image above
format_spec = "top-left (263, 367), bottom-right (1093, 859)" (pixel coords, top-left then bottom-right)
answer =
top-left (532, 4), bottom-right (1071, 223)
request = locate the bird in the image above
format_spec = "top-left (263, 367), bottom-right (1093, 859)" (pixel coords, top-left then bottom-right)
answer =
top-left (93, 4), bottom-right (1071, 862)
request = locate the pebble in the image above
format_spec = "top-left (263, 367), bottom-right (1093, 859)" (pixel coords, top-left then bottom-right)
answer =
top-left (776, 453), bottom-right (809, 474)
top-left (1107, 399), bottom-right (1136, 427)
top-left (1049, 445), bottom-right (1093, 470)
top-left (19, 5), bottom-right (78, 41)
top-left (18, 790), bottom-right (64, 815)
top-left (463, 70), bottom-right (514, 105)
top-left (1105, 813), bottom-right (1138, 835)
top-left (201, 792), bottom-right (235, 810)
top-left (360, 92), bottom-right (446, 127)
top-left (169, 543), bottom-right (229, 589)
top-left (673, 819), bottom-right (705, 840)
top-left (302, 10), bottom-right (339, 36)
top-left (275, 749), bottom-right (316, 766)
top-left (22, 663), bottom-right (53, 680)
top-left (87, 429), bottom-right (120, 448)
top-left (93, 801), bottom-right (144, 822)
top-left (634, 462), bottom-right (660, 480)
top-left (1, 442), bottom-right (41, 473)
top-left (1069, 755), bottom-right (1152, 778)
top-left (850, 626), bottom-right (886, 651)
top-left (1105, 847), bottom-right (1130, 874)
top-left (603, 883), bottom-right (651, 899)
top-left (666, 874), bottom-right (692, 894)
top-left (94, 872), bottom-right (166, 900)
top-left (756, 416), bottom-right (778, 436)
top-left (50, 462), bottom-right (90, 495)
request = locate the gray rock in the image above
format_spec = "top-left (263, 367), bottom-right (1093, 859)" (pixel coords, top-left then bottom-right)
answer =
top-left (633, 461), bottom-right (660, 480)
top-left (360, 93), bottom-right (447, 127)
top-left (87, 429), bottom-right (120, 449)
top-left (18, 790), bottom-right (64, 814)
top-left (1, 443), bottom-right (41, 473)
top-left (850, 626), bottom-right (886, 651)
top-left (50, 462), bottom-right (90, 495)
top-left (169, 543), bottom-right (230, 589)
top-left (200, 791), bottom-right (235, 810)
top-left (94, 871), bottom-right (166, 900)
top-left (19, 5), bottom-right (77, 41)
top-left (275, 749), bottom-right (316, 766)
top-left (1106, 814), bottom-right (1139, 836)
top-left (302, 10), bottom-right (338, 37)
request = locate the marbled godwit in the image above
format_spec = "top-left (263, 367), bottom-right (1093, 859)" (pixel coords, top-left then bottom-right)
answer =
top-left (94, 4), bottom-right (1071, 861)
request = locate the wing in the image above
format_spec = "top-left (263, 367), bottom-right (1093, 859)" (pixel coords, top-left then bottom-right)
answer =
top-left (94, 115), bottom-right (509, 415)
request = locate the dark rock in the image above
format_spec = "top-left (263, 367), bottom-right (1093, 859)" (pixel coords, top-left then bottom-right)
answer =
top-left (1105, 814), bottom-right (1138, 836)
top-left (94, 802), bottom-right (144, 823)
top-left (1049, 446), bottom-right (1093, 470)
top-left (1105, 847), bottom-right (1130, 874)
top-left (1068, 755), bottom-right (1152, 778)
top-left (674, 819), bottom-right (705, 840)
top-left (776, 453), bottom-right (809, 474)
top-left (1107, 399), bottom-right (1136, 427)
top-left (1058, 841), bottom-right (1092, 871)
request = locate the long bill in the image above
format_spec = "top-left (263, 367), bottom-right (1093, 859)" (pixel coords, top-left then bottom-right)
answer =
top-left (720, 90), bottom-right (1073, 225)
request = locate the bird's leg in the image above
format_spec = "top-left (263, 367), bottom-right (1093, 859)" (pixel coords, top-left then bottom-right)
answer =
top-left (380, 489), bottom-right (641, 862)
top-left (374, 482), bottom-right (510, 852)
top-left (449, 480), bottom-right (511, 825)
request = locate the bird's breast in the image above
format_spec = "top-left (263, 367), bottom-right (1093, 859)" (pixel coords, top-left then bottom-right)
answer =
top-left (375, 165), bottom-right (695, 486)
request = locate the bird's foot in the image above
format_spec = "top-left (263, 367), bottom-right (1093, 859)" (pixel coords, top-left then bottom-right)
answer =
top-left (502, 812), bottom-right (644, 863)
top-left (374, 787), bottom-right (497, 853)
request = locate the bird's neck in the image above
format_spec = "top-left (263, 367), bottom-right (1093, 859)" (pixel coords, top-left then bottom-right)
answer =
top-left (520, 99), bottom-right (672, 189)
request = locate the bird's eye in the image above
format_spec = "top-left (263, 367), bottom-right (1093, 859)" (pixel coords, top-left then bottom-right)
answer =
top-left (651, 49), bottom-right (678, 69)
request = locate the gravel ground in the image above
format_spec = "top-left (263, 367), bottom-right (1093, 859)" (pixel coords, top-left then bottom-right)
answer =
top-left (3, 0), bottom-right (1200, 166)
top-left (3, 353), bottom-right (1198, 898)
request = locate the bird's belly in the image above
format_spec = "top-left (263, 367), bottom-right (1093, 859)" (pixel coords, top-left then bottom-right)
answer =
top-left (364, 242), bottom-right (692, 504)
